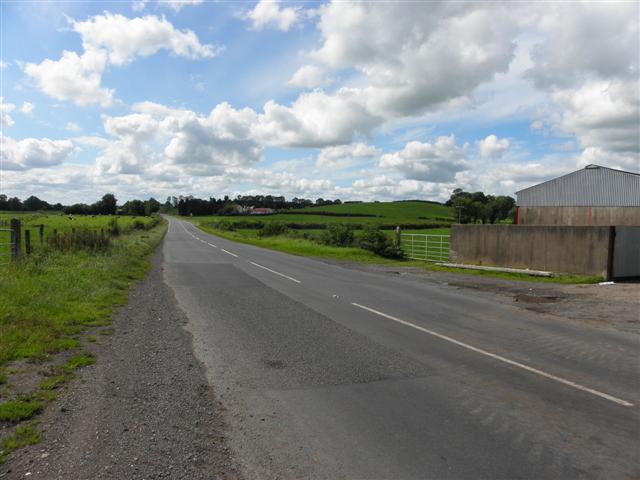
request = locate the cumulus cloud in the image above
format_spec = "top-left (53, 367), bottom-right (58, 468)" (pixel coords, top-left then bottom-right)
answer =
top-left (316, 143), bottom-right (380, 169)
top-left (71, 13), bottom-right (220, 65)
top-left (379, 135), bottom-right (469, 182)
top-left (19, 102), bottom-right (35, 115)
top-left (477, 134), bottom-right (510, 159)
top-left (0, 98), bottom-right (15, 127)
top-left (95, 102), bottom-right (262, 176)
top-left (287, 65), bottom-right (333, 89)
top-left (23, 13), bottom-right (219, 107)
top-left (553, 80), bottom-right (639, 154)
top-left (158, 0), bottom-right (203, 12)
top-left (527, 2), bottom-right (639, 88)
top-left (1, 135), bottom-right (75, 170)
top-left (246, 0), bottom-right (301, 31)
top-left (65, 122), bottom-right (82, 132)
top-left (312, 2), bottom-right (518, 118)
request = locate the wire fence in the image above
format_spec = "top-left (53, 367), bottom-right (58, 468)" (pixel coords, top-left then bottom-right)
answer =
top-left (0, 228), bottom-right (13, 265)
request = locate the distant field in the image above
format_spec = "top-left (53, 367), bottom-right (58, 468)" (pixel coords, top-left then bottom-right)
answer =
top-left (294, 201), bottom-right (453, 222)
top-left (0, 212), bottom-right (157, 260)
top-left (187, 201), bottom-right (454, 229)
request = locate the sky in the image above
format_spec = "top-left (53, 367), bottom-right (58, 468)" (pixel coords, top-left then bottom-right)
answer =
top-left (0, 0), bottom-right (638, 205)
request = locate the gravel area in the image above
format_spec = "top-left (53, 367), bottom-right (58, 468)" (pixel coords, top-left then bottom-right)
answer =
top-left (2, 251), bottom-right (240, 480)
top-left (331, 262), bottom-right (640, 334)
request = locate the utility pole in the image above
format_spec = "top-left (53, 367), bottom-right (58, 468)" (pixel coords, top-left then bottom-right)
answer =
top-left (456, 206), bottom-right (464, 224)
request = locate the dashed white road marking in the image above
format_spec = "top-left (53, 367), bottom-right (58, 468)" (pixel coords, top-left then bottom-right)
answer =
top-left (352, 302), bottom-right (634, 407)
top-left (207, 243), bottom-right (217, 248)
top-left (221, 248), bottom-right (239, 258)
top-left (248, 261), bottom-right (301, 284)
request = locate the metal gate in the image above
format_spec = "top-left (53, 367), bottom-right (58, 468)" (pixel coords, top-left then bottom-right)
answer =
top-left (401, 234), bottom-right (450, 262)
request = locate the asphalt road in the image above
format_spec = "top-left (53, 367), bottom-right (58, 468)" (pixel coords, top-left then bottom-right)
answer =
top-left (163, 217), bottom-right (640, 480)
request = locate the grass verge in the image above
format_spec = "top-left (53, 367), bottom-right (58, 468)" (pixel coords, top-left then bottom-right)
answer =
top-left (0, 223), bottom-right (166, 367)
top-left (197, 223), bottom-right (600, 284)
top-left (0, 220), bottom-right (166, 463)
top-left (0, 422), bottom-right (41, 464)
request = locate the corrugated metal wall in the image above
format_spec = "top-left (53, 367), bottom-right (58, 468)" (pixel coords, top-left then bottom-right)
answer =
top-left (516, 166), bottom-right (640, 207)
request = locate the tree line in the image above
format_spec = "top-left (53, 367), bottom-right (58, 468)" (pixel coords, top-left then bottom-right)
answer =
top-left (0, 193), bottom-right (161, 216)
top-left (172, 195), bottom-right (343, 216)
top-left (445, 189), bottom-right (516, 224)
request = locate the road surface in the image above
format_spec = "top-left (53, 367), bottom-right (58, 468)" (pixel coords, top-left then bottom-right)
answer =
top-left (163, 217), bottom-right (640, 479)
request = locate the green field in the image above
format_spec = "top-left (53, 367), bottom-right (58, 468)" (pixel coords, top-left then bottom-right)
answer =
top-left (0, 212), bottom-right (157, 260)
top-left (188, 201), bottom-right (453, 228)
top-left (183, 200), bottom-right (598, 285)
top-left (0, 213), bottom-right (166, 462)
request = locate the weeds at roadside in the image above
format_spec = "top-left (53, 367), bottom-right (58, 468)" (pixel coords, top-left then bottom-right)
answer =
top-left (0, 422), bottom-right (41, 464)
top-left (0, 399), bottom-right (41, 422)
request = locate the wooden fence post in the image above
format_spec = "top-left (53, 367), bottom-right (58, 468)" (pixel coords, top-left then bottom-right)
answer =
top-left (39, 224), bottom-right (44, 243)
top-left (10, 218), bottom-right (22, 261)
top-left (396, 225), bottom-right (402, 248)
top-left (25, 230), bottom-right (31, 255)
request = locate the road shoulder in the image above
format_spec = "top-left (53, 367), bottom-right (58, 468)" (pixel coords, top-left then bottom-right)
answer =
top-left (2, 250), bottom-right (240, 480)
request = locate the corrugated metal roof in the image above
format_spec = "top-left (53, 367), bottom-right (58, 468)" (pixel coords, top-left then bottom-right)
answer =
top-left (516, 165), bottom-right (640, 207)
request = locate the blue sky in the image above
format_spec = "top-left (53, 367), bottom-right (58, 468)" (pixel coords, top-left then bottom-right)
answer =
top-left (1, 1), bottom-right (638, 204)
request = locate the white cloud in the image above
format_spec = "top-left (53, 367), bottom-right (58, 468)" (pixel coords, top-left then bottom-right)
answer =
top-left (553, 80), bottom-right (639, 155)
top-left (316, 143), bottom-right (379, 169)
top-left (23, 13), bottom-right (220, 107)
top-left (246, 0), bottom-right (301, 31)
top-left (131, 0), bottom-right (148, 12)
top-left (23, 50), bottom-right (114, 107)
top-left (19, 102), bottom-right (35, 115)
top-left (0, 61), bottom-right (9, 69)
top-left (95, 102), bottom-right (262, 176)
top-left (65, 122), bottom-right (82, 132)
top-left (72, 13), bottom-right (220, 66)
top-left (253, 89), bottom-right (380, 148)
top-left (527, 2), bottom-right (639, 88)
top-left (287, 65), bottom-right (333, 89)
top-left (477, 134), bottom-right (510, 159)
top-left (158, 0), bottom-right (203, 12)
top-left (379, 135), bottom-right (469, 182)
top-left (0, 98), bottom-right (15, 127)
top-left (312, 2), bottom-right (518, 118)
top-left (1, 135), bottom-right (75, 170)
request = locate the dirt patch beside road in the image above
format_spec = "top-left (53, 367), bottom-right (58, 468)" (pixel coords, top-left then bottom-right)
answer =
top-left (2, 251), bottom-right (240, 480)
top-left (334, 262), bottom-right (639, 334)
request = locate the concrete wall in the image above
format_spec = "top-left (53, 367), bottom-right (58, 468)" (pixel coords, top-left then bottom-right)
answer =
top-left (450, 225), bottom-right (612, 277)
top-left (519, 206), bottom-right (640, 226)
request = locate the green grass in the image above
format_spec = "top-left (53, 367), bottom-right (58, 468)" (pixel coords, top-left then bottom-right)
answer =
top-left (65, 353), bottom-right (95, 371)
top-left (0, 212), bottom-right (159, 258)
top-left (0, 422), bottom-right (41, 464)
top-left (184, 200), bottom-right (454, 230)
top-left (39, 375), bottom-right (67, 391)
top-left (198, 224), bottom-right (600, 284)
top-left (0, 399), bottom-right (41, 422)
top-left (0, 219), bottom-right (166, 368)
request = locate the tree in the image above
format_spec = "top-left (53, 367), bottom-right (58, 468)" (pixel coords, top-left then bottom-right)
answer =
top-left (97, 193), bottom-right (117, 215)
top-left (23, 195), bottom-right (49, 211)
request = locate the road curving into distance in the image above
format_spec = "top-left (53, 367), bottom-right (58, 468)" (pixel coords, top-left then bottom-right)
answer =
top-left (164, 217), bottom-right (640, 480)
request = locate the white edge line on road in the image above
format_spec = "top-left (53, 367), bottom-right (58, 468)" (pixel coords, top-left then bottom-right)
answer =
top-left (221, 248), bottom-right (239, 258)
top-left (207, 243), bottom-right (217, 248)
top-left (351, 302), bottom-right (633, 407)
top-left (249, 261), bottom-right (301, 284)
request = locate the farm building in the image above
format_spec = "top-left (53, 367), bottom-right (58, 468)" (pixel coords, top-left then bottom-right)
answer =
top-left (515, 164), bottom-right (640, 226)
top-left (450, 164), bottom-right (640, 279)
